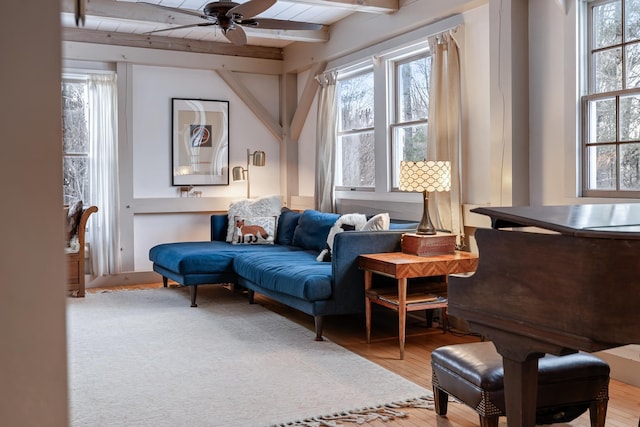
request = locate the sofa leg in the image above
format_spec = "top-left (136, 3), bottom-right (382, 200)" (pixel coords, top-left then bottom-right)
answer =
top-left (189, 285), bottom-right (198, 308)
top-left (247, 290), bottom-right (255, 304)
top-left (162, 277), bottom-right (168, 288)
top-left (314, 316), bottom-right (324, 341)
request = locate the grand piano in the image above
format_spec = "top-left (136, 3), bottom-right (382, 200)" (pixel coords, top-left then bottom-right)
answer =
top-left (448, 204), bottom-right (640, 427)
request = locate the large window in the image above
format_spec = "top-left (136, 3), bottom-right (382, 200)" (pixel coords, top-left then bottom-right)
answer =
top-left (583, 0), bottom-right (640, 197)
top-left (61, 71), bottom-right (119, 276)
top-left (336, 69), bottom-right (375, 189)
top-left (391, 53), bottom-right (431, 188)
top-left (62, 76), bottom-right (90, 205)
top-left (334, 43), bottom-right (431, 193)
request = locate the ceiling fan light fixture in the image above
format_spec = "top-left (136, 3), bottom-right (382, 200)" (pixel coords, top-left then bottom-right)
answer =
top-left (143, 0), bottom-right (322, 46)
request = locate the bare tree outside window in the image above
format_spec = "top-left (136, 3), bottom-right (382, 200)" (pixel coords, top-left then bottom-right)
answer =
top-left (583, 0), bottom-right (640, 196)
top-left (62, 78), bottom-right (90, 205)
top-left (336, 71), bottom-right (375, 188)
top-left (391, 53), bottom-right (431, 188)
top-left (333, 43), bottom-right (431, 192)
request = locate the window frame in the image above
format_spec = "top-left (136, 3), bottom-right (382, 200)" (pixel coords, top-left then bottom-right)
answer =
top-left (333, 42), bottom-right (432, 195)
top-left (581, 0), bottom-right (640, 197)
top-left (335, 66), bottom-right (376, 191)
top-left (62, 74), bottom-right (91, 205)
top-left (389, 50), bottom-right (431, 190)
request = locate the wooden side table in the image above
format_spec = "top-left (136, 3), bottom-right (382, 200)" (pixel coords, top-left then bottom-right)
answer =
top-left (358, 251), bottom-right (479, 359)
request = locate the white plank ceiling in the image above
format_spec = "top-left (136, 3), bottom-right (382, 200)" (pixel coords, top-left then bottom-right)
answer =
top-left (61, 0), bottom-right (399, 53)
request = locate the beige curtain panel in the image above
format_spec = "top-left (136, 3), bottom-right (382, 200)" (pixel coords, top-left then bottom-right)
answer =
top-left (427, 28), bottom-right (465, 247)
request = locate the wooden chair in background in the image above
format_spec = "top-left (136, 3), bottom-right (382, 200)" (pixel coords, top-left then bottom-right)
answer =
top-left (66, 205), bottom-right (98, 297)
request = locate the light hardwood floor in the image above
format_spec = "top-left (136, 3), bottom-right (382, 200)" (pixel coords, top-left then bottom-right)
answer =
top-left (87, 283), bottom-right (640, 427)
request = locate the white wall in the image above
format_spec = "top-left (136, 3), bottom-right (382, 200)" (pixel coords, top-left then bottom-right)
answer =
top-left (1, 1), bottom-right (69, 425)
top-left (128, 64), bottom-right (281, 271)
top-left (287, 2), bottom-right (492, 219)
top-left (61, 44), bottom-right (284, 276)
top-left (131, 65), bottom-right (281, 199)
top-left (529, 0), bottom-right (579, 205)
top-left (459, 5), bottom-right (492, 206)
top-left (297, 68), bottom-right (318, 198)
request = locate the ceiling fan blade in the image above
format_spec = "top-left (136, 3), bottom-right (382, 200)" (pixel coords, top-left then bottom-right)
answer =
top-left (224, 25), bottom-right (248, 45)
top-left (145, 23), bottom-right (216, 35)
top-left (139, 2), bottom-right (209, 20)
top-left (247, 18), bottom-right (323, 31)
top-left (226, 0), bottom-right (276, 19)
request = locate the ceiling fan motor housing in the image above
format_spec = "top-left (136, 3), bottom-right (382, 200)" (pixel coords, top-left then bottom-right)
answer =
top-left (204, 2), bottom-right (241, 18)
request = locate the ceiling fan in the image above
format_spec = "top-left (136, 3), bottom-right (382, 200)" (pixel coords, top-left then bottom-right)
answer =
top-left (142, 0), bottom-right (323, 46)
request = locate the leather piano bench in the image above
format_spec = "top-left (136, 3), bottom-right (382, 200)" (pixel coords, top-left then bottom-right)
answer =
top-left (431, 341), bottom-right (610, 427)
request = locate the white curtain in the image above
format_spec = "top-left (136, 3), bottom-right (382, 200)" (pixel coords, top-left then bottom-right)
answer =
top-left (88, 74), bottom-right (121, 276)
top-left (314, 71), bottom-right (338, 213)
top-left (427, 29), bottom-right (465, 246)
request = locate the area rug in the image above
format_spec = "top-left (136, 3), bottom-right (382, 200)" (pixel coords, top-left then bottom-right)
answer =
top-left (66, 286), bottom-right (434, 427)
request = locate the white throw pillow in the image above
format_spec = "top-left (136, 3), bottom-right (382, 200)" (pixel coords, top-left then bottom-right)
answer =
top-left (362, 213), bottom-right (390, 231)
top-left (316, 213), bottom-right (368, 262)
top-left (226, 195), bottom-right (282, 242)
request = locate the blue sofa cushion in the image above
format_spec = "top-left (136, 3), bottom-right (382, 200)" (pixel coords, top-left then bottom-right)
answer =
top-left (233, 251), bottom-right (333, 301)
top-left (211, 214), bottom-right (229, 241)
top-left (292, 210), bottom-right (340, 252)
top-left (275, 208), bottom-right (301, 246)
top-left (149, 241), bottom-right (299, 274)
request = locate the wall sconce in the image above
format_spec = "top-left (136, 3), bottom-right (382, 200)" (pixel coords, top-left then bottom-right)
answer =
top-left (399, 160), bottom-right (451, 235)
top-left (232, 149), bottom-right (266, 198)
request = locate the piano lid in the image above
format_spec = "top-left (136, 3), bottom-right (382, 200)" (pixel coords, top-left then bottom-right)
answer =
top-left (473, 203), bottom-right (640, 239)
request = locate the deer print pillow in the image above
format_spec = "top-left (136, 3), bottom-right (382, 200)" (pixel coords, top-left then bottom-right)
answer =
top-left (232, 216), bottom-right (277, 244)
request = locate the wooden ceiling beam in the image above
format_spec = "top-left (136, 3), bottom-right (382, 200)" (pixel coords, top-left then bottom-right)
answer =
top-left (217, 70), bottom-right (284, 142)
top-left (62, 27), bottom-right (284, 60)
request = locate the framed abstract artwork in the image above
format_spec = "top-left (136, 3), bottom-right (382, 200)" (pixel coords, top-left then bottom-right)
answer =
top-left (171, 98), bottom-right (229, 186)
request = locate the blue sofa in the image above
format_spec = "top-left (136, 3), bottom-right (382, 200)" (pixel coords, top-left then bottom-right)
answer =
top-left (149, 208), bottom-right (416, 340)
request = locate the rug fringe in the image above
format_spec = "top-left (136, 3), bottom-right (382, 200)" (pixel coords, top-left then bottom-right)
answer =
top-left (272, 394), bottom-right (435, 426)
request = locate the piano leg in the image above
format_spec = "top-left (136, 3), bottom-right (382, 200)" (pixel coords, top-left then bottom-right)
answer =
top-left (502, 356), bottom-right (540, 427)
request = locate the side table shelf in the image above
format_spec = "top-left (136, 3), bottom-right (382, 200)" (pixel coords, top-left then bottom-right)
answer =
top-left (366, 286), bottom-right (448, 308)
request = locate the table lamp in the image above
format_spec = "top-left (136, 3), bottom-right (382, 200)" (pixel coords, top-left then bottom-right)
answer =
top-left (399, 160), bottom-right (451, 235)
top-left (232, 148), bottom-right (266, 199)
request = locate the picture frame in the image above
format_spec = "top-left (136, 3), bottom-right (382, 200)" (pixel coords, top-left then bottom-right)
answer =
top-left (171, 98), bottom-right (229, 186)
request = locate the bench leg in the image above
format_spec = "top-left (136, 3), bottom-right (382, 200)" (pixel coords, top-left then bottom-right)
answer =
top-left (247, 290), bottom-right (255, 304)
top-left (314, 316), bottom-right (324, 341)
top-left (189, 285), bottom-right (198, 308)
top-left (162, 277), bottom-right (168, 288)
top-left (589, 400), bottom-right (608, 427)
top-left (433, 386), bottom-right (449, 415)
top-left (479, 415), bottom-right (499, 427)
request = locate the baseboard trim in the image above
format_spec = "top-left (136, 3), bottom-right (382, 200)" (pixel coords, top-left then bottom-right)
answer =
top-left (596, 346), bottom-right (640, 387)
top-left (86, 271), bottom-right (163, 289)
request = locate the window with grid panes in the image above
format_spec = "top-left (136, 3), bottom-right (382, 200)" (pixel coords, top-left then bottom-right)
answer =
top-left (390, 52), bottom-right (431, 189)
top-left (62, 76), bottom-right (90, 205)
top-left (582, 0), bottom-right (640, 196)
top-left (336, 69), bottom-right (375, 189)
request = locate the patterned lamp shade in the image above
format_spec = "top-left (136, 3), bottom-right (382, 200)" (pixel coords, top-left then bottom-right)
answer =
top-left (399, 160), bottom-right (451, 193)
